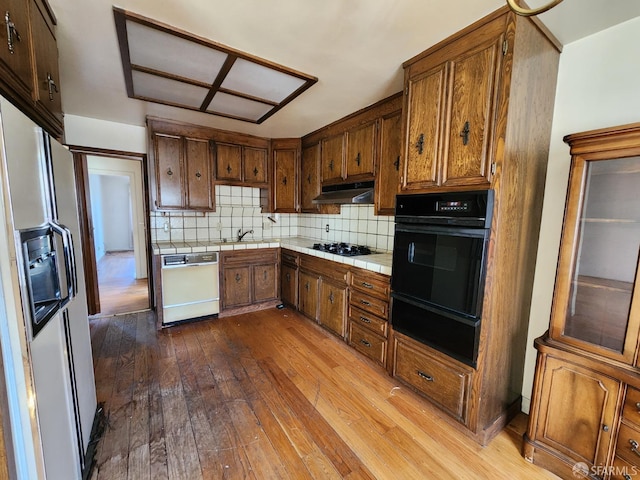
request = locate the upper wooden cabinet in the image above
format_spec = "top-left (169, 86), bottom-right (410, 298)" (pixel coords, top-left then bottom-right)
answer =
top-left (320, 133), bottom-right (344, 184)
top-left (151, 131), bottom-right (214, 211)
top-left (272, 138), bottom-right (300, 213)
top-left (215, 142), bottom-right (269, 187)
top-left (0, 0), bottom-right (63, 136)
top-left (345, 121), bottom-right (376, 180)
top-left (300, 143), bottom-right (320, 213)
top-left (375, 109), bottom-right (402, 215)
top-left (401, 10), bottom-right (506, 192)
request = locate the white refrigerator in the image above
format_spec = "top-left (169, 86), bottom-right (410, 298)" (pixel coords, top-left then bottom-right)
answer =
top-left (0, 96), bottom-right (98, 480)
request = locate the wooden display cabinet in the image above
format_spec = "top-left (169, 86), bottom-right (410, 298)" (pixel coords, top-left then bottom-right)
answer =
top-left (272, 139), bottom-right (300, 213)
top-left (524, 122), bottom-right (640, 479)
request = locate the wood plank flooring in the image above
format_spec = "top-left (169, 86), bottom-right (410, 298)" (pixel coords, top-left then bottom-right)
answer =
top-left (89, 308), bottom-right (560, 480)
top-left (96, 251), bottom-right (149, 316)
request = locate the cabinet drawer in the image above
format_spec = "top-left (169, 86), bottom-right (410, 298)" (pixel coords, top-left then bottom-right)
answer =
top-left (624, 387), bottom-right (640, 427)
top-left (350, 290), bottom-right (388, 319)
top-left (393, 337), bottom-right (472, 424)
top-left (611, 455), bottom-right (638, 480)
top-left (616, 423), bottom-right (640, 467)
top-left (281, 249), bottom-right (299, 267)
top-left (348, 305), bottom-right (387, 337)
top-left (350, 270), bottom-right (390, 300)
top-left (348, 321), bottom-right (387, 366)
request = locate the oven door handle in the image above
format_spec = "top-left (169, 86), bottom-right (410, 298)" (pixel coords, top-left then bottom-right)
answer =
top-left (395, 223), bottom-right (489, 238)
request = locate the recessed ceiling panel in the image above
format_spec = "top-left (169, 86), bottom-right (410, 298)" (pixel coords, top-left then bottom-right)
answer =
top-left (132, 70), bottom-right (209, 109)
top-left (207, 92), bottom-right (273, 122)
top-left (221, 58), bottom-right (308, 103)
top-left (126, 20), bottom-right (228, 84)
top-left (114, 7), bottom-right (318, 124)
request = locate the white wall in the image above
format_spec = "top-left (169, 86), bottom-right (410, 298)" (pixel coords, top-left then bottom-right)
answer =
top-left (64, 115), bottom-right (147, 154)
top-left (89, 173), bottom-right (105, 261)
top-left (100, 175), bottom-right (133, 251)
top-left (521, 16), bottom-right (640, 413)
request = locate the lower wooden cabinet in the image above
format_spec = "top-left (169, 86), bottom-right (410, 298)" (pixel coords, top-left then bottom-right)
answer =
top-left (220, 249), bottom-right (279, 313)
top-left (348, 321), bottom-right (387, 365)
top-left (298, 271), bottom-right (319, 320)
top-left (393, 333), bottom-right (473, 425)
top-left (318, 280), bottom-right (347, 338)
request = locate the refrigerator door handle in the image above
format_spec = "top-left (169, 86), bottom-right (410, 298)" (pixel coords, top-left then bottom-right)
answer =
top-left (50, 222), bottom-right (76, 302)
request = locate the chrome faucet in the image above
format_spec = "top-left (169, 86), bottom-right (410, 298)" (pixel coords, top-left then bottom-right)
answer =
top-left (237, 229), bottom-right (254, 241)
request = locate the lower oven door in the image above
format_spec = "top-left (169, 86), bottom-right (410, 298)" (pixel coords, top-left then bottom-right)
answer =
top-left (391, 224), bottom-right (489, 319)
top-left (391, 294), bottom-right (480, 367)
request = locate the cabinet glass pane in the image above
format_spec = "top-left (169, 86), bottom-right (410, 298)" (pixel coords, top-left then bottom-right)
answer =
top-left (563, 156), bottom-right (640, 352)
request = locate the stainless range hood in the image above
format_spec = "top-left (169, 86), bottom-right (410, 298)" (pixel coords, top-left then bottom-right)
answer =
top-left (312, 181), bottom-right (374, 205)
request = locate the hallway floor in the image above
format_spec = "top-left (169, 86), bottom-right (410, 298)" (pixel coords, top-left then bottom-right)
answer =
top-left (96, 251), bottom-right (149, 316)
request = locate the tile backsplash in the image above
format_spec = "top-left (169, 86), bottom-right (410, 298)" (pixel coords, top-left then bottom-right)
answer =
top-left (150, 185), bottom-right (394, 252)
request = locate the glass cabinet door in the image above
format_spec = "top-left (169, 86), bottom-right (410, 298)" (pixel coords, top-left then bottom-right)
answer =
top-left (550, 152), bottom-right (640, 362)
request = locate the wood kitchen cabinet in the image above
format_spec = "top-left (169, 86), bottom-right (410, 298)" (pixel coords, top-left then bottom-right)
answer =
top-left (524, 123), bottom-right (640, 478)
top-left (150, 130), bottom-right (214, 211)
top-left (320, 133), bottom-right (344, 184)
top-left (401, 9), bottom-right (505, 191)
top-left (298, 270), bottom-right (319, 320)
top-left (375, 109), bottom-right (402, 215)
top-left (215, 142), bottom-right (269, 187)
top-left (220, 249), bottom-right (279, 314)
top-left (272, 138), bottom-right (300, 213)
top-left (318, 280), bottom-right (347, 338)
top-left (0, 0), bottom-right (63, 137)
top-left (280, 249), bottom-right (298, 308)
top-left (300, 144), bottom-right (320, 213)
top-left (345, 121), bottom-right (376, 180)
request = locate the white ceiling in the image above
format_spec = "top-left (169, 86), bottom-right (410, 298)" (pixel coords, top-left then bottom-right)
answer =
top-left (48, 0), bottom-right (640, 139)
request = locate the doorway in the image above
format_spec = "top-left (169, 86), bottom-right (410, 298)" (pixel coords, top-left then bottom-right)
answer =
top-left (70, 147), bottom-right (152, 316)
top-left (88, 156), bottom-right (148, 315)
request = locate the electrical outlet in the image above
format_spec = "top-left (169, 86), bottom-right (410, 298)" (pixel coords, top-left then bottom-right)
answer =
top-left (163, 221), bottom-right (170, 232)
top-left (325, 224), bottom-right (330, 233)
top-left (263, 219), bottom-right (272, 230)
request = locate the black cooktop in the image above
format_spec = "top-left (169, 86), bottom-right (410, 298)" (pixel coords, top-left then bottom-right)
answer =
top-left (312, 242), bottom-right (373, 256)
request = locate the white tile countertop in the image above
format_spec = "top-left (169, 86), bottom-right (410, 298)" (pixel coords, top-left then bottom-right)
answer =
top-left (153, 237), bottom-right (393, 276)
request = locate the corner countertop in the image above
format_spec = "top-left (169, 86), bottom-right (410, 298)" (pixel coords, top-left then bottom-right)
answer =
top-left (153, 237), bottom-right (393, 276)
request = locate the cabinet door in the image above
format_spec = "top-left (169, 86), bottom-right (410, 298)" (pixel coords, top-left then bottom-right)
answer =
top-left (402, 63), bottom-right (446, 190)
top-left (375, 110), bottom-right (402, 215)
top-left (300, 144), bottom-right (320, 213)
top-left (345, 121), bottom-right (376, 179)
top-left (215, 142), bottom-right (242, 181)
top-left (533, 356), bottom-right (620, 469)
top-left (29, 0), bottom-right (62, 126)
top-left (321, 134), bottom-right (344, 183)
top-left (223, 266), bottom-right (251, 308)
top-left (154, 133), bottom-right (184, 209)
top-left (243, 147), bottom-right (268, 185)
top-left (441, 37), bottom-right (501, 187)
top-left (549, 154), bottom-right (640, 363)
top-left (318, 280), bottom-right (346, 338)
top-left (281, 264), bottom-right (298, 307)
top-left (0, 0), bottom-right (33, 96)
top-left (273, 147), bottom-right (298, 212)
top-left (299, 271), bottom-right (319, 320)
top-left (253, 263), bottom-right (277, 303)
top-left (185, 138), bottom-right (213, 210)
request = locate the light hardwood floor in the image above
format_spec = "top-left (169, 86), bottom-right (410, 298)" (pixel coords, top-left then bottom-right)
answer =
top-left (88, 308), bottom-right (560, 480)
top-left (96, 251), bottom-right (149, 316)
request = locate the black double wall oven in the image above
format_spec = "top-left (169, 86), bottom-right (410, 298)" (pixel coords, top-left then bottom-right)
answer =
top-left (390, 190), bottom-right (494, 367)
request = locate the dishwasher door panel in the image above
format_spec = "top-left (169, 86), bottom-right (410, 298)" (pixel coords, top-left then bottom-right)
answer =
top-left (161, 263), bottom-right (219, 324)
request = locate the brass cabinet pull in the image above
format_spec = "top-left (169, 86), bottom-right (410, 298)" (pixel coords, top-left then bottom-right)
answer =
top-left (253, 167), bottom-right (259, 176)
top-left (305, 281), bottom-right (309, 291)
top-left (263, 270), bottom-right (267, 280)
top-left (359, 316), bottom-right (371, 324)
top-left (329, 159), bottom-right (334, 171)
top-left (360, 300), bottom-right (371, 306)
top-left (355, 152), bottom-right (361, 166)
top-left (360, 339), bottom-right (371, 348)
top-left (166, 168), bottom-right (173, 176)
top-left (328, 291), bottom-right (334, 304)
top-left (307, 174), bottom-right (311, 184)
top-left (47, 73), bottom-right (58, 101)
top-left (285, 272), bottom-right (290, 282)
top-left (5, 12), bottom-right (21, 54)
top-left (415, 133), bottom-right (424, 154)
top-left (629, 439), bottom-right (640, 458)
top-left (235, 273), bottom-right (241, 282)
top-left (417, 370), bottom-right (433, 382)
top-left (393, 156), bottom-right (400, 171)
top-left (460, 121), bottom-right (470, 146)
top-left (282, 176), bottom-right (287, 185)
top-left (195, 171), bottom-right (202, 178)
top-left (226, 164), bottom-right (232, 174)
top-left (361, 282), bottom-right (373, 289)
top-left (635, 401), bottom-right (640, 411)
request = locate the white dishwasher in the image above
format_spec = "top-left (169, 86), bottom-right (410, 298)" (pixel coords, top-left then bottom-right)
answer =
top-left (161, 252), bottom-right (220, 325)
